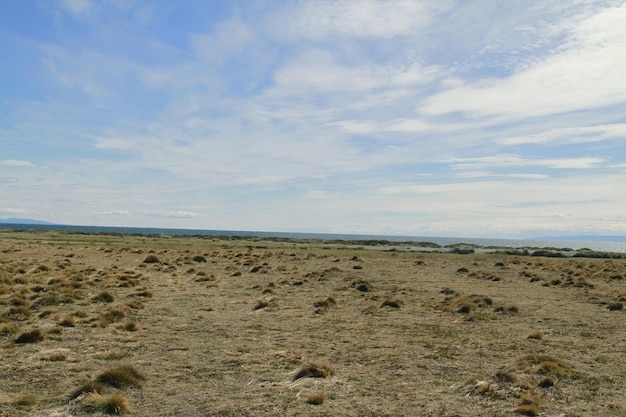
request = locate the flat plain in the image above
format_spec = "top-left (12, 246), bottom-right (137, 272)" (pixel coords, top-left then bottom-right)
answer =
top-left (0, 230), bottom-right (624, 417)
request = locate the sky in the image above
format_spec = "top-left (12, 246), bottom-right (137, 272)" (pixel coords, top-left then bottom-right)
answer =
top-left (1, 0), bottom-right (625, 238)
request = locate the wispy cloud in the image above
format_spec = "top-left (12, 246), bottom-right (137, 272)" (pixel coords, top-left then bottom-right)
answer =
top-left (0, 160), bottom-right (35, 167)
top-left (1, 1), bottom-right (624, 237)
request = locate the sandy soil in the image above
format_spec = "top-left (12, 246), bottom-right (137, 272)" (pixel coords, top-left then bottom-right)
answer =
top-left (0, 231), bottom-right (624, 416)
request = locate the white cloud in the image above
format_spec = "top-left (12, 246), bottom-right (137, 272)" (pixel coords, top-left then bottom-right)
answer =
top-left (270, 0), bottom-right (446, 40)
top-left (420, 4), bottom-right (626, 119)
top-left (0, 160), bottom-right (35, 167)
top-left (58, 0), bottom-right (94, 17)
top-left (448, 155), bottom-right (605, 170)
top-left (190, 19), bottom-right (253, 63)
top-left (0, 207), bottom-right (25, 215)
top-left (273, 49), bottom-right (385, 93)
top-left (497, 123), bottom-right (626, 146)
top-left (93, 138), bottom-right (135, 150)
top-left (94, 210), bottom-right (130, 216)
top-left (143, 211), bottom-right (199, 219)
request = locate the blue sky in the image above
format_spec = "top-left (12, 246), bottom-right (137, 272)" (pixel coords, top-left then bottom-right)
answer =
top-left (1, 0), bottom-right (625, 238)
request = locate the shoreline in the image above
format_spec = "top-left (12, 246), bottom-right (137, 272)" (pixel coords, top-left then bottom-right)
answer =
top-left (1, 228), bottom-right (624, 258)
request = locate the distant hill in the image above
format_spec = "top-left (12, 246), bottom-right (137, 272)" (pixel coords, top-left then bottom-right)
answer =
top-left (0, 218), bottom-right (57, 225)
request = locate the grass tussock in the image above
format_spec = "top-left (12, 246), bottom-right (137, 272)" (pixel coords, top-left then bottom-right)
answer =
top-left (381, 298), bottom-right (402, 308)
top-left (82, 393), bottom-right (130, 415)
top-left (517, 354), bottom-right (572, 377)
top-left (13, 394), bottom-right (37, 407)
top-left (119, 321), bottom-right (139, 331)
top-left (15, 328), bottom-right (44, 344)
top-left (142, 255), bottom-right (160, 264)
top-left (305, 392), bottom-right (327, 405)
top-left (69, 381), bottom-right (107, 400)
top-left (513, 404), bottom-right (541, 416)
top-left (96, 365), bottom-right (145, 389)
top-left (93, 291), bottom-right (115, 303)
top-left (254, 298), bottom-right (279, 311)
top-left (313, 296), bottom-right (337, 312)
top-left (293, 362), bottom-right (334, 380)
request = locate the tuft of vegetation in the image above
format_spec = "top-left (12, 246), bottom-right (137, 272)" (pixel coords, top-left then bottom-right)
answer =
top-left (350, 279), bottom-right (372, 292)
top-left (306, 392), bottom-right (327, 405)
top-left (15, 329), bottom-right (44, 344)
top-left (82, 393), bottom-right (130, 415)
top-left (293, 362), bottom-right (335, 380)
top-left (142, 255), bottom-right (160, 264)
top-left (606, 302), bottom-right (623, 311)
top-left (13, 394), bottom-right (37, 407)
top-left (96, 365), bottom-right (145, 389)
top-left (119, 321), bottom-right (139, 331)
top-left (69, 381), bottom-right (107, 400)
top-left (59, 316), bottom-right (76, 327)
top-left (381, 299), bottom-right (402, 308)
top-left (254, 298), bottom-right (279, 311)
top-left (514, 404), bottom-right (541, 416)
top-left (93, 291), bottom-right (115, 303)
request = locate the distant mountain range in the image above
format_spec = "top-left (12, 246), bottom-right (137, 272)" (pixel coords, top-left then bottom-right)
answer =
top-left (0, 218), bottom-right (58, 225)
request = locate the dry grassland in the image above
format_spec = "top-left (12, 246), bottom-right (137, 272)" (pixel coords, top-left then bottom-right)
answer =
top-left (0, 230), bottom-right (624, 416)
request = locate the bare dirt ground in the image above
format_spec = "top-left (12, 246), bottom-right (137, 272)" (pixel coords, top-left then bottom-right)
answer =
top-left (1, 231), bottom-right (624, 417)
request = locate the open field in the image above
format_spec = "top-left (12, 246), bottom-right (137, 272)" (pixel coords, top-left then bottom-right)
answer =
top-left (1, 230), bottom-right (624, 416)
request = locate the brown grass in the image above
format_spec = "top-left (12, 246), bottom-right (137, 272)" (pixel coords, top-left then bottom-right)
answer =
top-left (82, 393), bottom-right (130, 415)
top-left (0, 231), bottom-right (624, 417)
top-left (69, 381), bottom-right (107, 400)
top-left (15, 329), bottom-right (44, 344)
top-left (293, 362), bottom-right (334, 380)
top-left (305, 392), bottom-right (328, 405)
top-left (95, 366), bottom-right (145, 388)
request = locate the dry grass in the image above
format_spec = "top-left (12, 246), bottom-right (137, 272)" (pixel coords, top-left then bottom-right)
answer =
top-left (82, 393), bottom-right (130, 415)
top-left (14, 329), bottom-right (44, 344)
top-left (0, 231), bottom-right (624, 416)
top-left (95, 366), bottom-right (145, 389)
top-left (293, 362), bottom-right (334, 380)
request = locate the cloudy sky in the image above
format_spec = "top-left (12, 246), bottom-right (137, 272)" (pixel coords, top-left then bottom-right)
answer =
top-left (1, 0), bottom-right (625, 238)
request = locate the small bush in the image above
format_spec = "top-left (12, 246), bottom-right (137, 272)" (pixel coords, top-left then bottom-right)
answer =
top-left (15, 329), bottom-right (44, 344)
top-left (82, 393), bottom-right (130, 415)
top-left (192, 255), bottom-right (207, 262)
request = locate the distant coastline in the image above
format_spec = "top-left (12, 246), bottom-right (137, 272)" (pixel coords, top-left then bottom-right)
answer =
top-left (1, 221), bottom-right (626, 254)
